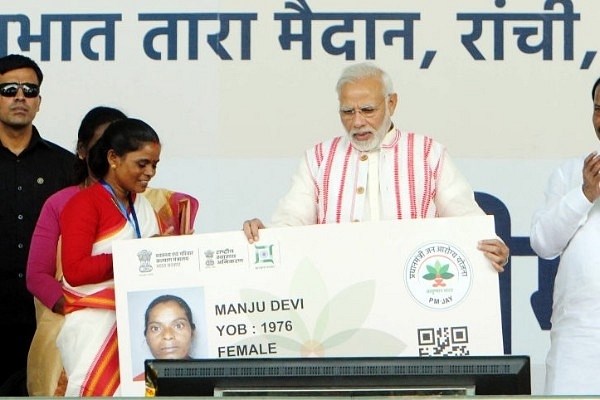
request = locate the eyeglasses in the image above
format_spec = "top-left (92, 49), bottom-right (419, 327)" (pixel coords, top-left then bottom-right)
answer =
top-left (0, 82), bottom-right (40, 98)
top-left (339, 98), bottom-right (386, 120)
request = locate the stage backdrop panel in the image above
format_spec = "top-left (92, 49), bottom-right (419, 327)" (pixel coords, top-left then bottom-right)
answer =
top-left (3, 1), bottom-right (596, 393)
top-left (113, 215), bottom-right (503, 396)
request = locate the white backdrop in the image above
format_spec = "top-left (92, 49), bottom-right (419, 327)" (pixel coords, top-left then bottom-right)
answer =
top-left (3, 0), bottom-right (600, 394)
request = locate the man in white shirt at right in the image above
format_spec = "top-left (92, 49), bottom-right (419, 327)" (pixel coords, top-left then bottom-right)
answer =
top-left (530, 76), bottom-right (600, 395)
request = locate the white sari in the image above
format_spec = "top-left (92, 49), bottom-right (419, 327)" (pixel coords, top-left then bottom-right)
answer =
top-left (56, 194), bottom-right (158, 397)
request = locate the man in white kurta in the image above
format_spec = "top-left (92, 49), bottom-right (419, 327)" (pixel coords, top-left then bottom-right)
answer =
top-left (243, 62), bottom-right (509, 273)
top-left (530, 75), bottom-right (600, 395)
top-left (271, 127), bottom-right (484, 226)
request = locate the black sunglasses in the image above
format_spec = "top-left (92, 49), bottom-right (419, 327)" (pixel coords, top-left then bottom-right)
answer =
top-left (0, 82), bottom-right (40, 98)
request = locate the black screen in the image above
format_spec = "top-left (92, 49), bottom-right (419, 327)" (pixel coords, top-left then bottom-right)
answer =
top-left (145, 355), bottom-right (531, 396)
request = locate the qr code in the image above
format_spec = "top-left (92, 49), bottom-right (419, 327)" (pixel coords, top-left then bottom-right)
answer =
top-left (417, 326), bottom-right (470, 356)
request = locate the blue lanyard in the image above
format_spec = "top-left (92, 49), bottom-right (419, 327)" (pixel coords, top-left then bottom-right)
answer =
top-left (100, 180), bottom-right (141, 238)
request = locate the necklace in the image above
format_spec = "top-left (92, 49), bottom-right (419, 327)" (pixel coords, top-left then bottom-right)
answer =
top-left (100, 180), bottom-right (141, 238)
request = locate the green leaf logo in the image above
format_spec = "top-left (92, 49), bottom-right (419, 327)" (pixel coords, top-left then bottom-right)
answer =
top-left (422, 260), bottom-right (454, 287)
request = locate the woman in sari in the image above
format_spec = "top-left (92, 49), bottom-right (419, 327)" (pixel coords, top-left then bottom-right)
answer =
top-left (25, 106), bottom-right (126, 396)
top-left (57, 118), bottom-right (166, 396)
top-left (26, 108), bottom-right (199, 396)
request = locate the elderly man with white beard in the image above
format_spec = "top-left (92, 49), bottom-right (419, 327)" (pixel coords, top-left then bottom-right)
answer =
top-left (243, 62), bottom-right (508, 273)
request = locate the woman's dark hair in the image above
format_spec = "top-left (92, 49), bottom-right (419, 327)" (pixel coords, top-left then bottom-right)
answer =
top-left (87, 118), bottom-right (160, 179)
top-left (143, 294), bottom-right (196, 335)
top-left (73, 106), bottom-right (127, 184)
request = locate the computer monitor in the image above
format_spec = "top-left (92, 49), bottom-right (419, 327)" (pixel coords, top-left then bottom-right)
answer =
top-left (145, 355), bottom-right (531, 396)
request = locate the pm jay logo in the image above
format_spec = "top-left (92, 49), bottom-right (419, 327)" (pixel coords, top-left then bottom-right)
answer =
top-left (404, 241), bottom-right (472, 310)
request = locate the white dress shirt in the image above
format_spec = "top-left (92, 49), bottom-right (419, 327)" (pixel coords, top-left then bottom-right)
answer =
top-left (530, 154), bottom-right (600, 395)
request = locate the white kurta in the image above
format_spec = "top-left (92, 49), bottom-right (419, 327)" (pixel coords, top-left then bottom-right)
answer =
top-left (530, 155), bottom-right (600, 395)
top-left (271, 127), bottom-right (484, 226)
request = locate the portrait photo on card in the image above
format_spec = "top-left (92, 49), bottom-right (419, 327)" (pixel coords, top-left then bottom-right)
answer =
top-left (127, 287), bottom-right (207, 381)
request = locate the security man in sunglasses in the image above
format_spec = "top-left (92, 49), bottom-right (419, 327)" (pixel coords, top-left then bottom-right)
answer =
top-left (0, 54), bottom-right (74, 395)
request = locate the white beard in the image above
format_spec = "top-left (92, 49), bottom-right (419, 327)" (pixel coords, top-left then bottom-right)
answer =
top-left (348, 107), bottom-right (392, 152)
